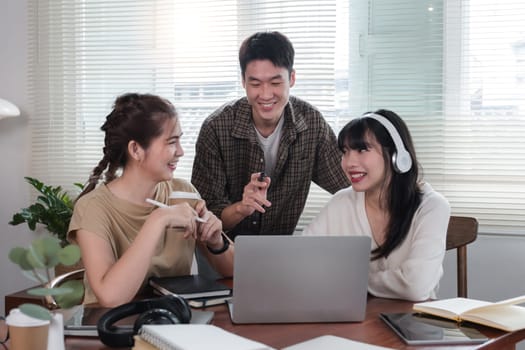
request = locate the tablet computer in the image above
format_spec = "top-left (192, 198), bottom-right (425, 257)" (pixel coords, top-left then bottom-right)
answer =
top-left (379, 312), bottom-right (488, 346)
top-left (64, 305), bottom-right (214, 337)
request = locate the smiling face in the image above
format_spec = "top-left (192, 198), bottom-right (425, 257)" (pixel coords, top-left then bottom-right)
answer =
top-left (141, 117), bottom-right (184, 182)
top-left (341, 132), bottom-right (390, 196)
top-left (242, 59), bottom-right (295, 131)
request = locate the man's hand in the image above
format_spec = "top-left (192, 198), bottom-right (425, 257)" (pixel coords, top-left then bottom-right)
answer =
top-left (237, 172), bottom-right (272, 216)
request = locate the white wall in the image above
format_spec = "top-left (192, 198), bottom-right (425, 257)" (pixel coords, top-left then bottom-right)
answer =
top-left (0, 0), bottom-right (35, 316)
top-left (1, 0), bottom-right (525, 319)
top-left (439, 235), bottom-right (525, 301)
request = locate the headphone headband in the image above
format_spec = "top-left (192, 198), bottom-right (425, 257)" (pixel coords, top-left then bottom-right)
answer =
top-left (363, 113), bottom-right (412, 173)
top-left (97, 295), bottom-right (191, 348)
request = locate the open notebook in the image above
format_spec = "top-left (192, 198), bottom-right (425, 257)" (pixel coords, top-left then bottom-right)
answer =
top-left (229, 235), bottom-right (371, 324)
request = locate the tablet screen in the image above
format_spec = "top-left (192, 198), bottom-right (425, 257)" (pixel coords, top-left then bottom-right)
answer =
top-left (64, 305), bottom-right (214, 337)
top-left (380, 312), bottom-right (488, 345)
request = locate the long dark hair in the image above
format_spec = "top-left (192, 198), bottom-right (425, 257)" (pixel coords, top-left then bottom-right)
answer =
top-left (77, 93), bottom-right (177, 199)
top-left (338, 109), bottom-right (422, 260)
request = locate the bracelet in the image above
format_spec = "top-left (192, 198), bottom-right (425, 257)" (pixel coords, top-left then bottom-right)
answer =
top-left (207, 234), bottom-right (230, 255)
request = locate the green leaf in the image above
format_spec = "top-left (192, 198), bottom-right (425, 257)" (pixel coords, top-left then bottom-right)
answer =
top-left (18, 303), bottom-right (52, 321)
top-left (25, 177), bottom-right (44, 191)
top-left (8, 247), bottom-right (34, 271)
top-left (8, 213), bottom-right (26, 225)
top-left (26, 249), bottom-right (45, 269)
top-left (58, 244), bottom-right (81, 266)
top-left (28, 236), bottom-right (61, 268)
top-left (9, 177), bottom-right (77, 246)
top-left (26, 243), bottom-right (46, 269)
top-left (28, 286), bottom-right (73, 296)
top-left (21, 269), bottom-right (45, 283)
top-left (55, 280), bottom-right (85, 309)
top-left (8, 247), bottom-right (25, 263)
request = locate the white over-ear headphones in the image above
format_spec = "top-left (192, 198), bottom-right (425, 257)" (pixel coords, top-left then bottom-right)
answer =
top-left (364, 113), bottom-right (412, 174)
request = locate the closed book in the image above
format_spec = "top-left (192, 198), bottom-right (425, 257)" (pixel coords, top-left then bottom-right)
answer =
top-left (138, 324), bottom-right (275, 350)
top-left (413, 295), bottom-right (525, 332)
top-left (187, 296), bottom-right (232, 308)
top-left (149, 275), bottom-right (231, 299)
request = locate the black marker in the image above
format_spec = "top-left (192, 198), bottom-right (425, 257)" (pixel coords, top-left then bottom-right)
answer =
top-left (257, 172), bottom-right (267, 214)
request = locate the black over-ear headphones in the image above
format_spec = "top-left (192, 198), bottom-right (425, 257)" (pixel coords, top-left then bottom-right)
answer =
top-left (364, 113), bottom-right (413, 173)
top-left (97, 294), bottom-right (191, 348)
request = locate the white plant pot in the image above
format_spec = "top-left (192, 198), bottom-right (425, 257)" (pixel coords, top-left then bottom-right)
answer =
top-left (47, 312), bottom-right (65, 350)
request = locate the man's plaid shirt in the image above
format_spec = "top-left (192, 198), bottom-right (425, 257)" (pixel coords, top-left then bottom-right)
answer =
top-left (191, 96), bottom-right (350, 239)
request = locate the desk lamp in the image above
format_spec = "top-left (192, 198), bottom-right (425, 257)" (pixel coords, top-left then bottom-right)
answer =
top-left (0, 98), bottom-right (21, 119)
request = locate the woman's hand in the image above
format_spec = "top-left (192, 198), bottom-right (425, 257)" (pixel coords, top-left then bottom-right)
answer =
top-left (154, 203), bottom-right (200, 238)
top-left (195, 200), bottom-right (223, 249)
top-left (194, 200), bottom-right (233, 277)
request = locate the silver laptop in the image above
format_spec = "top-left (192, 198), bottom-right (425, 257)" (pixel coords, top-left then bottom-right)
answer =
top-left (229, 235), bottom-right (371, 324)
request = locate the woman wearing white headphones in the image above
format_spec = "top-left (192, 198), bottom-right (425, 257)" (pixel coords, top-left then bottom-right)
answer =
top-left (303, 109), bottom-right (450, 301)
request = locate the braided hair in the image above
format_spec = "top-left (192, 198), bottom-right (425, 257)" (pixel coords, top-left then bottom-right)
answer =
top-left (77, 93), bottom-right (177, 199)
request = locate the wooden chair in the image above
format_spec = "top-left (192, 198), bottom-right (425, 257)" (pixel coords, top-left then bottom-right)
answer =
top-left (446, 216), bottom-right (478, 298)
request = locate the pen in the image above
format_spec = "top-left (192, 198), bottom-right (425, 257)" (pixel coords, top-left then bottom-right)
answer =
top-left (146, 198), bottom-right (168, 208)
top-left (257, 172), bottom-right (267, 212)
top-left (146, 198), bottom-right (207, 223)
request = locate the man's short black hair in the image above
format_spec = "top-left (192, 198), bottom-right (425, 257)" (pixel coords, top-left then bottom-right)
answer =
top-left (239, 31), bottom-right (295, 78)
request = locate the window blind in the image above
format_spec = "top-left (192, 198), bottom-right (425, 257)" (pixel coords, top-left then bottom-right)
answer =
top-left (441, 0), bottom-right (525, 234)
top-left (29, 0), bottom-right (525, 234)
top-left (343, 0), bottom-right (525, 234)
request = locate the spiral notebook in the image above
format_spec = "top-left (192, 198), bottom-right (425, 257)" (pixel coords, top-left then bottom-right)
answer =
top-left (137, 324), bottom-right (274, 350)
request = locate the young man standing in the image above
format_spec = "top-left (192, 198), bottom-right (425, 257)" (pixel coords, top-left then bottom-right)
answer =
top-left (192, 31), bottom-right (350, 240)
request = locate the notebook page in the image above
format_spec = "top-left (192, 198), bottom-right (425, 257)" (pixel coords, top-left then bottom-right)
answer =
top-left (139, 324), bottom-right (274, 350)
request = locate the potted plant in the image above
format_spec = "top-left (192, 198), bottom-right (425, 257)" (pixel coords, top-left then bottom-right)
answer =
top-left (8, 236), bottom-right (85, 320)
top-left (9, 177), bottom-right (83, 247)
top-left (8, 236), bottom-right (85, 349)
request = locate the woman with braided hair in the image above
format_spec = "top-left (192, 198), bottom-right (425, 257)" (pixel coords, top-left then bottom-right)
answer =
top-left (68, 93), bottom-right (233, 307)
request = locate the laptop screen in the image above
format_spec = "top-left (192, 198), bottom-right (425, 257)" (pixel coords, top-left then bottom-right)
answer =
top-left (231, 235), bottom-right (371, 324)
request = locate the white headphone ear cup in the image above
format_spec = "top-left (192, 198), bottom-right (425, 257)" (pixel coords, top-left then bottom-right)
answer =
top-left (393, 150), bottom-right (412, 173)
top-left (364, 113), bottom-right (413, 174)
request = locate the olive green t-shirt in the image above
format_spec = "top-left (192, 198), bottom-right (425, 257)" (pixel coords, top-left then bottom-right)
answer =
top-left (68, 178), bottom-right (198, 304)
